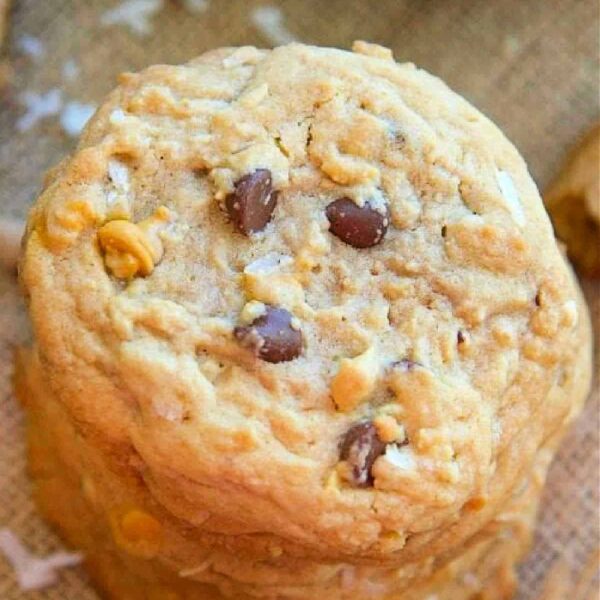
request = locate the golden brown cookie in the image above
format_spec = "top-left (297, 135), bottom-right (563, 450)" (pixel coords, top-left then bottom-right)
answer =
top-left (17, 42), bottom-right (592, 599)
top-left (545, 123), bottom-right (600, 277)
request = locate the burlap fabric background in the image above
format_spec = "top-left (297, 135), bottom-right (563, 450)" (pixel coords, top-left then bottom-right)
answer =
top-left (0, 0), bottom-right (598, 597)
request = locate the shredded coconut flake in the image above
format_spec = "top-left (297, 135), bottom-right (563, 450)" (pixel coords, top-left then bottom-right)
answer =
top-left (16, 88), bottom-right (63, 132)
top-left (108, 159), bottom-right (130, 191)
top-left (366, 189), bottom-right (388, 216)
top-left (0, 529), bottom-right (82, 591)
top-left (251, 6), bottom-right (298, 46)
top-left (182, 0), bottom-right (209, 13)
top-left (384, 444), bottom-right (416, 470)
top-left (60, 101), bottom-right (96, 137)
top-left (244, 253), bottom-right (293, 275)
top-left (101, 0), bottom-right (164, 37)
top-left (496, 170), bottom-right (525, 227)
top-left (16, 35), bottom-right (45, 62)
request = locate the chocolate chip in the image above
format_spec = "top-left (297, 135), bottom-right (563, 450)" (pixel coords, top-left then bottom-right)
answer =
top-left (339, 421), bottom-right (386, 487)
top-left (234, 306), bottom-right (302, 363)
top-left (225, 169), bottom-right (277, 235)
top-left (326, 197), bottom-right (389, 248)
top-left (457, 330), bottom-right (466, 344)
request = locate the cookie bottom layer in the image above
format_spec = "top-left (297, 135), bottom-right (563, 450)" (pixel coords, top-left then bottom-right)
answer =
top-left (16, 346), bottom-right (557, 600)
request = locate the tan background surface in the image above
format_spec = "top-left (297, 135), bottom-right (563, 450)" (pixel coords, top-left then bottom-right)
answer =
top-left (0, 0), bottom-right (598, 597)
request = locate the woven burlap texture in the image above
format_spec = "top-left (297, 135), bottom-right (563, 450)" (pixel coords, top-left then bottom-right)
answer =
top-left (0, 0), bottom-right (598, 598)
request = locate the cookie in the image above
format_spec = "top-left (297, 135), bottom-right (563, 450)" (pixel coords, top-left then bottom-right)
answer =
top-left (545, 122), bottom-right (600, 277)
top-left (18, 42), bottom-right (592, 599)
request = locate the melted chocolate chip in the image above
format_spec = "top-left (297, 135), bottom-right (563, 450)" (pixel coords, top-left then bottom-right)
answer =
top-left (234, 306), bottom-right (302, 363)
top-left (457, 330), bottom-right (466, 344)
top-left (339, 421), bottom-right (386, 487)
top-left (326, 197), bottom-right (389, 248)
top-left (225, 169), bottom-right (277, 235)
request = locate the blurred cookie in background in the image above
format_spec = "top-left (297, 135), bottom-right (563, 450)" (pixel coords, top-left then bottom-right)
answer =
top-left (545, 122), bottom-right (600, 277)
top-left (0, 0), bottom-right (10, 46)
top-left (0, 0), bottom-right (10, 88)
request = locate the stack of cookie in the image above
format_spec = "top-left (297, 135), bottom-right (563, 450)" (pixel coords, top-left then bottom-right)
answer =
top-left (16, 42), bottom-right (591, 599)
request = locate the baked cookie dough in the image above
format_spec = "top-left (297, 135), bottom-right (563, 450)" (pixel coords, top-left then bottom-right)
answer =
top-left (18, 42), bottom-right (592, 599)
top-left (545, 122), bottom-right (600, 277)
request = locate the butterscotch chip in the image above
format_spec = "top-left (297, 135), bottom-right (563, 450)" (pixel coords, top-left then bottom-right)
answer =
top-left (110, 509), bottom-right (163, 559)
top-left (97, 206), bottom-right (172, 279)
top-left (330, 346), bottom-right (380, 411)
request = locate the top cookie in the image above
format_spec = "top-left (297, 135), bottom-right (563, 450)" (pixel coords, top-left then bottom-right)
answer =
top-left (21, 42), bottom-right (590, 565)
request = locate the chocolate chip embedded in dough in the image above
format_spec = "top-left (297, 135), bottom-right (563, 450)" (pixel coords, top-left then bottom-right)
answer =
top-left (234, 306), bottom-right (302, 363)
top-left (326, 197), bottom-right (389, 248)
top-left (225, 169), bottom-right (277, 235)
top-left (339, 421), bottom-right (386, 487)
